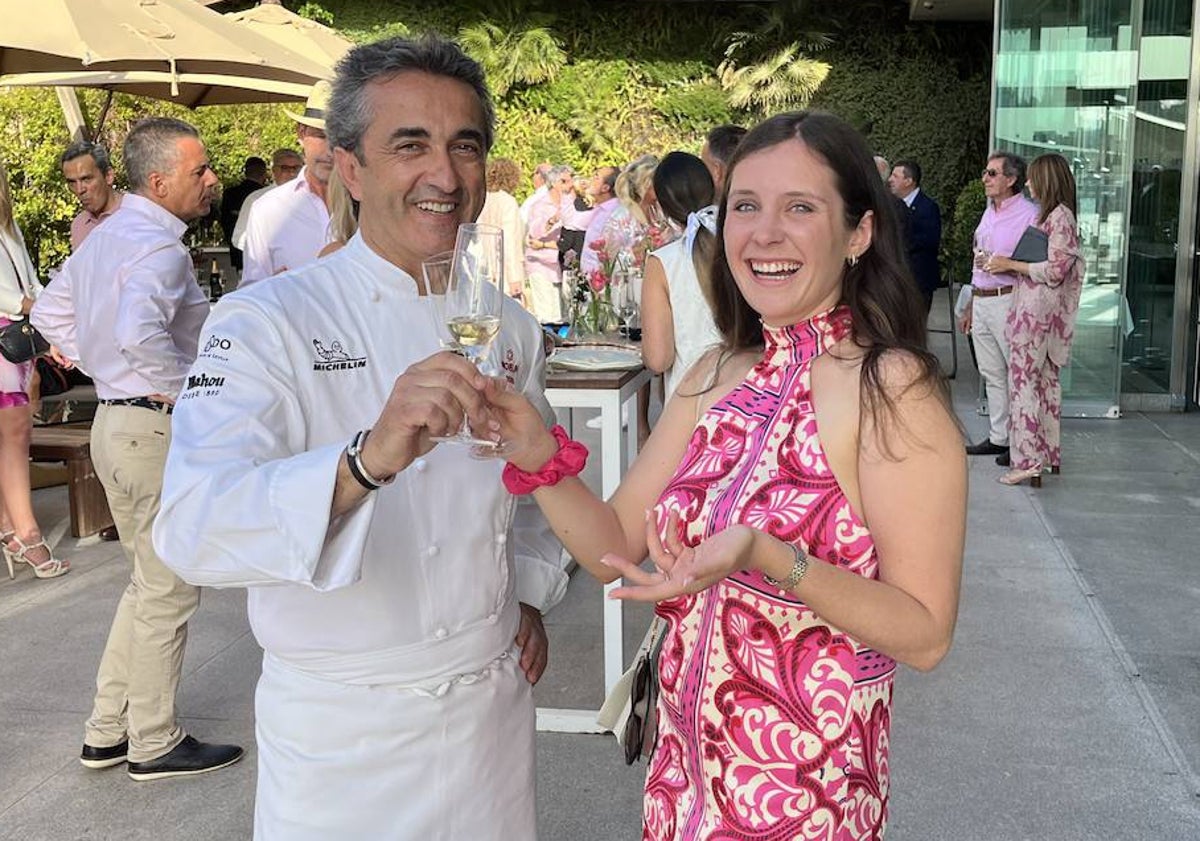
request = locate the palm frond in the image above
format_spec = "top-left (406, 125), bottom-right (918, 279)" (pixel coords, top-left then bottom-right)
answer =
top-left (719, 43), bottom-right (831, 115)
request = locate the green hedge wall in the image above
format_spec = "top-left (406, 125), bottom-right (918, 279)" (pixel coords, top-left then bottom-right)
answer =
top-left (0, 0), bottom-right (991, 274)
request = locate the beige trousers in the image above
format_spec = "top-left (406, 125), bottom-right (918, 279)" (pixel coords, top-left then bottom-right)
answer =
top-left (970, 292), bottom-right (1013, 446)
top-left (85, 404), bottom-right (199, 762)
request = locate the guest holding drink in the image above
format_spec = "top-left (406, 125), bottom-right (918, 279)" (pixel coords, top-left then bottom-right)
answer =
top-left (524, 165), bottom-right (572, 322)
top-left (959, 152), bottom-right (1039, 463)
top-left (485, 111), bottom-right (966, 839)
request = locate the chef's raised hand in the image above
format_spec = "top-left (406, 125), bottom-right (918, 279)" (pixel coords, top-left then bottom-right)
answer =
top-left (359, 351), bottom-right (495, 476)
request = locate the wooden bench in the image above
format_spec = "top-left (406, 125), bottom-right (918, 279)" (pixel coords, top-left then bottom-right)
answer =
top-left (29, 426), bottom-right (114, 539)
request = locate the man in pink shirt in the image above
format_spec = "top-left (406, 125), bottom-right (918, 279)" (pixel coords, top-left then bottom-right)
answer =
top-left (61, 141), bottom-right (123, 251)
top-left (579, 166), bottom-right (620, 276)
top-left (960, 152), bottom-right (1039, 459)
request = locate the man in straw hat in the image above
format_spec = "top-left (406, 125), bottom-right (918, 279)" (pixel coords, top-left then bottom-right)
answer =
top-left (240, 81), bottom-right (335, 286)
top-left (155, 34), bottom-right (566, 838)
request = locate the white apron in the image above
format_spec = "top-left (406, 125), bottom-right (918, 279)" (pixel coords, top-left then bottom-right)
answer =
top-left (254, 647), bottom-right (536, 840)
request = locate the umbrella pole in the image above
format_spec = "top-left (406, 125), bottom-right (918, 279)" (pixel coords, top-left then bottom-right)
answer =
top-left (55, 87), bottom-right (87, 142)
top-left (92, 91), bottom-right (115, 142)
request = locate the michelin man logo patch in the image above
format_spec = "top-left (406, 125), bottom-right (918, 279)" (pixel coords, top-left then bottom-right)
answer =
top-left (312, 338), bottom-right (367, 372)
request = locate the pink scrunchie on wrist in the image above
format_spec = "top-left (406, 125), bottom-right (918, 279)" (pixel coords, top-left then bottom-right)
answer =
top-left (501, 425), bottom-right (588, 495)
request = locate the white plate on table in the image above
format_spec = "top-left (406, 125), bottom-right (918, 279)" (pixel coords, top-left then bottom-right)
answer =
top-left (548, 346), bottom-right (643, 372)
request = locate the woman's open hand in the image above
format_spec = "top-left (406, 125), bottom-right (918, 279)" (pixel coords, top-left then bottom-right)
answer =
top-left (603, 510), bottom-right (757, 602)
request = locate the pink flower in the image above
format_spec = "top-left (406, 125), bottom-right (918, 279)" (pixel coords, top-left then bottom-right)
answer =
top-left (587, 270), bottom-right (608, 293)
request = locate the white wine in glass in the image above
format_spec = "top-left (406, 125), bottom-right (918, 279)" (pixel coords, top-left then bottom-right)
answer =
top-left (446, 314), bottom-right (501, 350)
top-left (430, 223), bottom-right (505, 447)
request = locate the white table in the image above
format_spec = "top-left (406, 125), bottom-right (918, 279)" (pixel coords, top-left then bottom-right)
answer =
top-left (537, 364), bottom-right (654, 733)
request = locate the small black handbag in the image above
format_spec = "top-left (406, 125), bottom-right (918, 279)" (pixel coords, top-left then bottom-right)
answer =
top-left (0, 318), bottom-right (49, 364)
top-left (0, 237), bottom-right (50, 364)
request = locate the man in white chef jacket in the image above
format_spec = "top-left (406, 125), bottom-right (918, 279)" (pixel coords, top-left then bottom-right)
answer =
top-left (153, 36), bottom-right (568, 840)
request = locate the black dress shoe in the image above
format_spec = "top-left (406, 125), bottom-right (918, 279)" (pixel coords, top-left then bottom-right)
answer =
top-left (995, 451), bottom-right (1011, 467)
top-left (127, 736), bottom-right (243, 782)
top-left (80, 739), bottom-right (129, 769)
top-left (98, 525), bottom-right (119, 541)
top-left (966, 440), bottom-right (1009, 456)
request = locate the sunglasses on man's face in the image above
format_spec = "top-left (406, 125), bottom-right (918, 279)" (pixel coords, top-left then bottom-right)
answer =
top-left (982, 168), bottom-right (1004, 178)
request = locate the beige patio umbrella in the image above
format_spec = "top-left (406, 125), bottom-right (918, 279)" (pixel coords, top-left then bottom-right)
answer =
top-left (224, 0), bottom-right (353, 74)
top-left (0, 0), bottom-right (332, 107)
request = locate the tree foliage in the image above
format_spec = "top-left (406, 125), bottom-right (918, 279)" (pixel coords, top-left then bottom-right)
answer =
top-left (720, 44), bottom-right (831, 117)
top-left (459, 22), bottom-right (566, 98)
top-left (0, 0), bottom-right (992, 272)
top-left (946, 179), bottom-right (988, 283)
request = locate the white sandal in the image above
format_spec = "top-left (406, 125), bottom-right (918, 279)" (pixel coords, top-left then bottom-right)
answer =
top-left (4, 535), bottom-right (70, 579)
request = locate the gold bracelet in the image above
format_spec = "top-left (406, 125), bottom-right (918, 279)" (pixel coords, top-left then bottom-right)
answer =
top-left (764, 543), bottom-right (809, 590)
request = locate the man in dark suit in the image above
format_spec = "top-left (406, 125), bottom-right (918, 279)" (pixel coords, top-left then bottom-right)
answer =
top-left (889, 159), bottom-right (942, 313)
top-left (218, 156), bottom-right (268, 271)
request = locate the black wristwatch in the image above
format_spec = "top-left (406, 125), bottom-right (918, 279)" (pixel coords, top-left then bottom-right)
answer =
top-left (346, 429), bottom-right (395, 491)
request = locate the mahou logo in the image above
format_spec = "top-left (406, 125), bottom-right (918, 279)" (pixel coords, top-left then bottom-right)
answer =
top-left (186, 373), bottom-right (225, 391)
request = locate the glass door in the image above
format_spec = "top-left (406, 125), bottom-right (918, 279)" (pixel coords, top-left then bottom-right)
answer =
top-left (994, 0), bottom-right (1138, 417)
top-left (1120, 0), bottom-right (1196, 406)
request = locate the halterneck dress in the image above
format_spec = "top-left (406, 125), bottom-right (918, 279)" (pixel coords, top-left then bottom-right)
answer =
top-left (645, 305), bottom-right (893, 841)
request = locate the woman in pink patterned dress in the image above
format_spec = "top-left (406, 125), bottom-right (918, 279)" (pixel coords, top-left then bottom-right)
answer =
top-left (487, 112), bottom-right (966, 840)
top-left (983, 154), bottom-right (1083, 486)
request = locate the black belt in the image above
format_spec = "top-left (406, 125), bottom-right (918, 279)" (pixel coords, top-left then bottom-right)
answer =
top-left (99, 397), bottom-right (173, 414)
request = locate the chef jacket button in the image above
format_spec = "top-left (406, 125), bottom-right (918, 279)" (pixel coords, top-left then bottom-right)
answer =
top-left (487, 613), bottom-right (498, 623)
top-left (370, 289), bottom-right (381, 302)
top-left (434, 627), bottom-right (448, 639)
top-left (495, 534), bottom-right (507, 545)
top-left (414, 458), bottom-right (427, 473)
top-left (427, 545), bottom-right (439, 557)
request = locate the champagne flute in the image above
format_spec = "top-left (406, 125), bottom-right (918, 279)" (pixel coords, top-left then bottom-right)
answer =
top-left (611, 265), bottom-right (638, 339)
top-left (430, 223), bottom-right (505, 448)
top-left (974, 232), bottom-right (993, 270)
top-left (421, 250), bottom-right (455, 348)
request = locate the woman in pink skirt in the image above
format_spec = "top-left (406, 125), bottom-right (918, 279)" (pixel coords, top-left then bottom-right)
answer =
top-left (0, 161), bottom-right (69, 579)
top-left (984, 153), bottom-right (1084, 486)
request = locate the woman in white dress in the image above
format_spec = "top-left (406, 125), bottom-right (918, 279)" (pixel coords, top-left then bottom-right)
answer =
top-left (640, 152), bottom-right (720, 399)
top-left (478, 157), bottom-right (528, 303)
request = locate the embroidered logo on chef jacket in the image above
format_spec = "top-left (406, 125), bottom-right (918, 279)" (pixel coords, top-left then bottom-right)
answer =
top-left (312, 338), bottom-right (367, 371)
top-left (199, 334), bottom-right (233, 363)
top-left (179, 372), bottom-right (226, 400)
top-left (501, 347), bottom-right (519, 386)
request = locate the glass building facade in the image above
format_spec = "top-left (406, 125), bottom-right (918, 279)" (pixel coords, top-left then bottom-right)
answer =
top-left (992, 0), bottom-right (1200, 413)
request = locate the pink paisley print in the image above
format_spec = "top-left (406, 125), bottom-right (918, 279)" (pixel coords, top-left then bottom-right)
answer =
top-left (644, 305), bottom-right (894, 840)
top-left (1005, 205), bottom-right (1083, 472)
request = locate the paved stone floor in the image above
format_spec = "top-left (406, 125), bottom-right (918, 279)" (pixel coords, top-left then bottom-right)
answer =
top-left (2, 318), bottom-right (1199, 839)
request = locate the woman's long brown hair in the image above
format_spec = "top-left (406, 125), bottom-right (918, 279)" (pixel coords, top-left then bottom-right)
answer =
top-left (1029, 153), bottom-right (1077, 226)
top-left (709, 111), bottom-right (948, 430)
